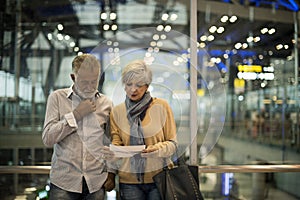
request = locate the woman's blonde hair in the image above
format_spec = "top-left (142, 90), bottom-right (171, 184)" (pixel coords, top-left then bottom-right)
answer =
top-left (122, 60), bottom-right (152, 85)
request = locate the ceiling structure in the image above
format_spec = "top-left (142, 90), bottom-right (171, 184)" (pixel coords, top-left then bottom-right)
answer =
top-left (2, 0), bottom-right (299, 53)
top-left (1, 0), bottom-right (299, 95)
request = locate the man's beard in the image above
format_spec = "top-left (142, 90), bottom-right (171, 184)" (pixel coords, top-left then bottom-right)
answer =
top-left (73, 83), bottom-right (97, 99)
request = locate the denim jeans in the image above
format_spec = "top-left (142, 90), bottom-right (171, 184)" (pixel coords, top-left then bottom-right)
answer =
top-left (119, 183), bottom-right (161, 200)
top-left (49, 178), bottom-right (105, 200)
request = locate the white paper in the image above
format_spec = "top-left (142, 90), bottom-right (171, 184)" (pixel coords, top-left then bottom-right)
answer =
top-left (110, 144), bottom-right (145, 157)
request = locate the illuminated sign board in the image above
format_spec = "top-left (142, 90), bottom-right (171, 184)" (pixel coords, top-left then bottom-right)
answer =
top-left (238, 65), bottom-right (262, 72)
top-left (237, 65), bottom-right (274, 80)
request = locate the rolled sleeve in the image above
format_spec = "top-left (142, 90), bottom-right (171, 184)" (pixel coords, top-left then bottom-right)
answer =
top-left (64, 112), bottom-right (78, 128)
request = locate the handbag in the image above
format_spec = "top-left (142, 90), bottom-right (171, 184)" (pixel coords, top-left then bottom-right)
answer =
top-left (153, 153), bottom-right (204, 200)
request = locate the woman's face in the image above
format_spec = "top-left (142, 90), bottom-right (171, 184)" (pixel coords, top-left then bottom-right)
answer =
top-left (125, 81), bottom-right (148, 102)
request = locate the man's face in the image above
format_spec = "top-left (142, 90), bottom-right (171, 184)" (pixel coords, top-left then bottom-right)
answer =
top-left (73, 67), bottom-right (100, 99)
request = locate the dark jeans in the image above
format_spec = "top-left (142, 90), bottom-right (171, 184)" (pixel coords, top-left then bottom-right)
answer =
top-left (49, 178), bottom-right (105, 200)
top-left (119, 183), bottom-right (161, 200)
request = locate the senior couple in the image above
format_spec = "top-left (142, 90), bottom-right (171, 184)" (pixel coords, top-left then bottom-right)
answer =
top-left (42, 53), bottom-right (177, 200)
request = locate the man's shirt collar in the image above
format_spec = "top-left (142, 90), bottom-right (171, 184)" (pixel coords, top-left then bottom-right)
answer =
top-left (67, 84), bottom-right (101, 99)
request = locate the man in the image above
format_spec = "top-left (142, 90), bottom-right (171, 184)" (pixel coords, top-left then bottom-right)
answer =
top-left (42, 53), bottom-right (115, 200)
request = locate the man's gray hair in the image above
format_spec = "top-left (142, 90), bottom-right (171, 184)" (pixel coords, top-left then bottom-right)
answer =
top-left (72, 53), bottom-right (100, 74)
top-left (122, 60), bottom-right (152, 85)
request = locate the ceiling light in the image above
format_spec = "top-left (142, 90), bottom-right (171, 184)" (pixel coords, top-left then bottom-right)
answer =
top-left (107, 40), bottom-right (112, 45)
top-left (170, 13), bottom-right (178, 21)
top-left (145, 52), bottom-right (151, 57)
top-left (229, 15), bottom-right (237, 23)
top-left (242, 43), bottom-right (248, 49)
top-left (108, 47), bottom-right (113, 53)
top-left (156, 77), bottom-right (164, 83)
top-left (220, 15), bottom-right (229, 23)
top-left (177, 57), bottom-right (183, 62)
top-left (147, 47), bottom-right (153, 52)
top-left (100, 12), bottom-right (107, 20)
top-left (150, 41), bottom-right (156, 47)
top-left (103, 24), bottom-right (110, 30)
top-left (235, 43), bottom-right (242, 49)
top-left (162, 13), bottom-right (169, 21)
top-left (254, 36), bottom-right (260, 42)
top-left (160, 34), bottom-right (167, 40)
top-left (276, 44), bottom-right (283, 50)
top-left (199, 42), bottom-right (206, 48)
top-left (261, 28), bottom-right (268, 34)
top-left (210, 57), bottom-right (217, 63)
top-left (157, 41), bottom-right (163, 47)
top-left (209, 26), bottom-right (217, 33)
top-left (47, 33), bottom-right (52, 40)
top-left (261, 82), bottom-right (267, 88)
top-left (57, 33), bottom-right (63, 40)
top-left (25, 187), bottom-right (37, 192)
top-left (238, 95), bottom-right (244, 101)
top-left (153, 34), bottom-right (159, 40)
top-left (207, 35), bottom-right (214, 41)
top-left (164, 25), bottom-right (172, 32)
top-left (173, 60), bottom-right (180, 66)
top-left (268, 28), bottom-right (276, 34)
top-left (111, 24), bottom-right (118, 31)
top-left (200, 35), bottom-right (207, 41)
top-left (157, 25), bottom-right (164, 31)
top-left (64, 35), bottom-right (70, 40)
top-left (110, 12), bottom-right (117, 20)
top-left (57, 24), bottom-right (64, 31)
top-left (247, 36), bottom-right (253, 43)
top-left (217, 27), bottom-right (225, 33)
top-left (69, 41), bottom-right (75, 47)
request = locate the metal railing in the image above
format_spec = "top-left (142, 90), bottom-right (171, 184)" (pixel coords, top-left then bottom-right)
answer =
top-left (1, 164), bottom-right (300, 174)
top-left (1, 164), bottom-right (300, 199)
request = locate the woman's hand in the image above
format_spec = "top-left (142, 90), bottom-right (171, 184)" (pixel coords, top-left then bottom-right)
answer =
top-left (141, 146), bottom-right (159, 157)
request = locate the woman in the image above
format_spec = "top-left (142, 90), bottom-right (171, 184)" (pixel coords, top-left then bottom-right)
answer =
top-left (110, 60), bottom-right (177, 200)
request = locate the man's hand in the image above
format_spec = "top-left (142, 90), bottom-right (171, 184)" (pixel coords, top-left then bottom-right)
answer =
top-left (104, 172), bottom-right (115, 191)
top-left (100, 146), bottom-right (115, 161)
top-left (73, 99), bottom-right (96, 121)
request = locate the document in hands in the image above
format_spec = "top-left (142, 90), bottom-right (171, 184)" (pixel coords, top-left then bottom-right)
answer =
top-left (109, 144), bottom-right (146, 157)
